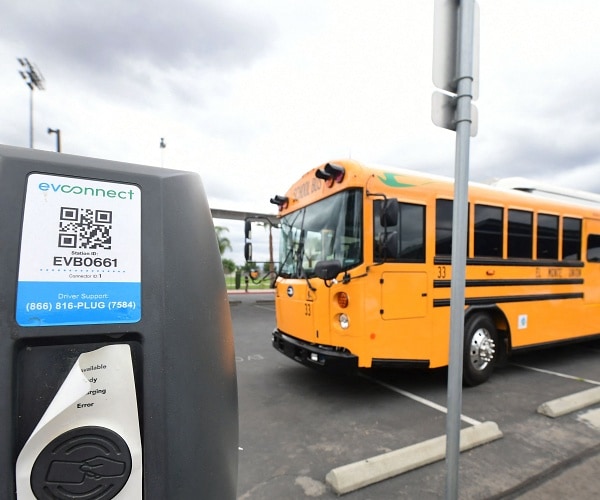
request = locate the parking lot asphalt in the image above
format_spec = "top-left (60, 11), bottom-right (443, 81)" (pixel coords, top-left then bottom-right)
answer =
top-left (228, 291), bottom-right (600, 499)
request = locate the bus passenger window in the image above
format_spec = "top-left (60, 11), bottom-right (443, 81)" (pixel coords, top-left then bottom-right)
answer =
top-left (374, 201), bottom-right (425, 262)
top-left (508, 209), bottom-right (533, 258)
top-left (435, 199), bottom-right (453, 255)
top-left (563, 217), bottom-right (582, 260)
top-left (586, 234), bottom-right (600, 262)
top-left (474, 205), bottom-right (503, 258)
top-left (435, 199), bottom-right (470, 257)
top-left (537, 213), bottom-right (558, 259)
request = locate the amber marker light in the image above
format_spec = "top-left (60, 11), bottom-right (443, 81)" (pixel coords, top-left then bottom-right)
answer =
top-left (336, 291), bottom-right (349, 309)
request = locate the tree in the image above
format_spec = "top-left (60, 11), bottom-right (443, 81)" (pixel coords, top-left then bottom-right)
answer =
top-left (215, 226), bottom-right (232, 255)
top-left (221, 258), bottom-right (237, 274)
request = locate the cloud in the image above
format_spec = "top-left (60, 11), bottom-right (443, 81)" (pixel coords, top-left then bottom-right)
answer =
top-left (4, 0), bottom-right (274, 106)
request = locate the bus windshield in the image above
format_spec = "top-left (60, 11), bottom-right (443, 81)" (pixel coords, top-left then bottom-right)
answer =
top-left (279, 189), bottom-right (362, 278)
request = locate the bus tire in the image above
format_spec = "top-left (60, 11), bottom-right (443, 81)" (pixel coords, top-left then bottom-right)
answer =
top-left (463, 313), bottom-right (498, 386)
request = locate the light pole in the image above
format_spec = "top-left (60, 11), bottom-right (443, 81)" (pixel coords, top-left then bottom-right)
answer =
top-left (17, 58), bottom-right (45, 148)
top-left (47, 128), bottom-right (61, 152)
top-left (160, 137), bottom-right (166, 167)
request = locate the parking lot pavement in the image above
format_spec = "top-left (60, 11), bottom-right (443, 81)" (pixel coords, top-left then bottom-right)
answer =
top-left (490, 442), bottom-right (600, 499)
top-left (230, 298), bottom-right (600, 499)
top-left (228, 289), bottom-right (275, 303)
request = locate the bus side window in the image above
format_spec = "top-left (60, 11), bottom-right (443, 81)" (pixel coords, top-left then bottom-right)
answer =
top-left (563, 217), bottom-right (582, 260)
top-left (435, 199), bottom-right (470, 257)
top-left (586, 234), bottom-right (600, 262)
top-left (508, 209), bottom-right (533, 259)
top-left (475, 204), bottom-right (503, 258)
top-left (537, 213), bottom-right (559, 260)
top-left (374, 200), bottom-right (425, 262)
top-left (436, 199), bottom-right (453, 255)
top-left (374, 200), bottom-right (398, 261)
top-left (378, 231), bottom-right (399, 259)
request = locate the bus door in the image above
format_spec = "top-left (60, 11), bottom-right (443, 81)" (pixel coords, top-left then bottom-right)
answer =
top-left (379, 271), bottom-right (427, 320)
top-left (372, 199), bottom-right (431, 362)
top-left (584, 218), bottom-right (600, 305)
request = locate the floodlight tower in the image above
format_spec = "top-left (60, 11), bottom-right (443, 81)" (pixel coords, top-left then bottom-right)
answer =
top-left (17, 58), bottom-right (45, 148)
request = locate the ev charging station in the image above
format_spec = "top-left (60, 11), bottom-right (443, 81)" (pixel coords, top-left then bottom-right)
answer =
top-left (0, 145), bottom-right (238, 499)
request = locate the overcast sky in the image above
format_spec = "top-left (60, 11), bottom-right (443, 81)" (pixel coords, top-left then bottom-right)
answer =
top-left (2, 1), bottom-right (600, 264)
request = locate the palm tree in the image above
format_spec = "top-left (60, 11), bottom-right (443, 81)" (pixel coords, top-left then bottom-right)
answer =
top-left (215, 226), bottom-right (232, 255)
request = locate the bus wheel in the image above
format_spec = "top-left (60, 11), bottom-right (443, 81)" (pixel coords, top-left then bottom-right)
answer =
top-left (463, 313), bottom-right (497, 386)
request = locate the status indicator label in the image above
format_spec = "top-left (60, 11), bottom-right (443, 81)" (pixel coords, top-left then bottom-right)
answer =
top-left (16, 174), bottom-right (141, 326)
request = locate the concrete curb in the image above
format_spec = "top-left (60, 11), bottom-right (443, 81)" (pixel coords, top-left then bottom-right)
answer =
top-left (325, 421), bottom-right (503, 495)
top-left (537, 386), bottom-right (600, 418)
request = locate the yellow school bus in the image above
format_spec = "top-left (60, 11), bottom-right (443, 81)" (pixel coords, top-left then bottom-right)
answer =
top-left (266, 159), bottom-right (600, 385)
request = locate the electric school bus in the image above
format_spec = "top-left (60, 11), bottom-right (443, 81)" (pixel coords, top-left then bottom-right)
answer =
top-left (261, 159), bottom-right (600, 386)
top-left (0, 145), bottom-right (238, 499)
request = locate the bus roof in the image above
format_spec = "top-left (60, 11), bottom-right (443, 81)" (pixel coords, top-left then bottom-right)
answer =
top-left (276, 159), bottom-right (600, 216)
top-left (488, 177), bottom-right (600, 207)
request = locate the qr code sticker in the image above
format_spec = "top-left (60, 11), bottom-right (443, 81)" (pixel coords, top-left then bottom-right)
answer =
top-left (58, 207), bottom-right (112, 249)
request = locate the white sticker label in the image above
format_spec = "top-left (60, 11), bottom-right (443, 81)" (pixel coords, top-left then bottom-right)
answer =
top-left (16, 174), bottom-right (141, 326)
top-left (16, 345), bottom-right (142, 499)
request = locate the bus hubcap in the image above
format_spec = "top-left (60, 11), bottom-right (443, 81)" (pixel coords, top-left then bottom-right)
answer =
top-left (469, 328), bottom-right (496, 371)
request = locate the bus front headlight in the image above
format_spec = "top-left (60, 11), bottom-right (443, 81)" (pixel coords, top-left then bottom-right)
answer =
top-left (339, 313), bottom-right (350, 330)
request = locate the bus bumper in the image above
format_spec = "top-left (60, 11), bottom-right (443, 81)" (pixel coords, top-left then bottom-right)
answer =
top-left (272, 329), bottom-right (358, 370)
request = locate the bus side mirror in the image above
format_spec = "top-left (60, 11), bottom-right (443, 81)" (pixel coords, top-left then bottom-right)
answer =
top-left (314, 260), bottom-right (342, 281)
top-left (244, 220), bottom-right (251, 239)
top-left (380, 199), bottom-right (398, 227)
top-left (244, 242), bottom-right (252, 262)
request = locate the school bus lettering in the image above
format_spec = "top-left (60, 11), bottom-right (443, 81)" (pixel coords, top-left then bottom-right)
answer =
top-left (293, 178), bottom-right (322, 200)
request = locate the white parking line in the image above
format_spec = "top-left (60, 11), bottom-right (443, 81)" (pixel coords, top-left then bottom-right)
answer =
top-left (254, 304), bottom-right (275, 312)
top-left (361, 374), bottom-right (482, 426)
top-left (578, 408), bottom-right (600, 430)
top-left (512, 364), bottom-right (600, 418)
top-left (512, 363), bottom-right (600, 386)
top-left (326, 375), bottom-right (501, 495)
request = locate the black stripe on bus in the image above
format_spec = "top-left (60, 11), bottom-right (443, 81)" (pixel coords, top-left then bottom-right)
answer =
top-left (433, 292), bottom-right (584, 308)
top-left (433, 278), bottom-right (584, 288)
top-left (433, 257), bottom-right (584, 268)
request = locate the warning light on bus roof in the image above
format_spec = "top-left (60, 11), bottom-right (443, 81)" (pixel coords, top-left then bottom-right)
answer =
top-left (270, 195), bottom-right (289, 210)
top-left (315, 163), bottom-right (345, 186)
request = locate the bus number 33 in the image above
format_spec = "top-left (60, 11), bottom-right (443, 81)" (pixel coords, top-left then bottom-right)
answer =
top-left (437, 266), bottom-right (447, 279)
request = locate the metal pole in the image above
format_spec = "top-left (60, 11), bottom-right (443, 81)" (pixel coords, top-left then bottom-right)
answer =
top-left (268, 225), bottom-right (275, 287)
top-left (29, 88), bottom-right (34, 148)
top-left (48, 128), bottom-right (61, 152)
top-left (160, 138), bottom-right (166, 167)
top-left (17, 58), bottom-right (45, 149)
top-left (445, 1), bottom-right (475, 499)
